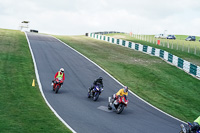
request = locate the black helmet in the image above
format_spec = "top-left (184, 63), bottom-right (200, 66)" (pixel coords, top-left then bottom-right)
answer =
top-left (98, 77), bottom-right (103, 80)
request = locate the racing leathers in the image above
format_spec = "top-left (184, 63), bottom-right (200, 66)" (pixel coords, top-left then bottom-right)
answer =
top-left (89, 78), bottom-right (103, 93)
top-left (52, 71), bottom-right (65, 87)
top-left (112, 88), bottom-right (128, 103)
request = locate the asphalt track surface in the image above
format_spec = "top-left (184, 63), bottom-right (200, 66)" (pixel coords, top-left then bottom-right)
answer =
top-left (26, 32), bottom-right (182, 133)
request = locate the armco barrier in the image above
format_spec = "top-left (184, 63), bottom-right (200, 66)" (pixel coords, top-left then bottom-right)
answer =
top-left (168, 53), bottom-right (173, 63)
top-left (128, 42), bottom-right (132, 48)
top-left (143, 45), bottom-right (148, 52)
top-left (135, 44), bottom-right (139, 50)
top-left (164, 51), bottom-right (168, 61)
top-left (139, 44), bottom-right (143, 52)
top-left (151, 48), bottom-right (155, 55)
top-left (178, 58), bottom-right (184, 69)
top-left (88, 33), bottom-right (200, 79)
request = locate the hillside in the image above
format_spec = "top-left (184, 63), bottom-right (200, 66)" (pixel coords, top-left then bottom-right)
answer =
top-left (107, 33), bottom-right (200, 66)
top-left (0, 28), bottom-right (71, 133)
top-left (55, 34), bottom-right (200, 122)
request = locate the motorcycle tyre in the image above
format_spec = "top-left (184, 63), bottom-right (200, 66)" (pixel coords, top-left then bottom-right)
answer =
top-left (116, 104), bottom-right (125, 114)
top-left (88, 91), bottom-right (91, 98)
top-left (55, 85), bottom-right (60, 94)
top-left (52, 83), bottom-right (55, 91)
top-left (93, 92), bottom-right (99, 101)
top-left (108, 103), bottom-right (112, 110)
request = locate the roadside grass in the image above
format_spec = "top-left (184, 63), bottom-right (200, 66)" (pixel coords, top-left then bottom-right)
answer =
top-left (0, 28), bottom-right (71, 133)
top-left (175, 35), bottom-right (200, 41)
top-left (55, 35), bottom-right (200, 122)
top-left (107, 33), bottom-right (200, 66)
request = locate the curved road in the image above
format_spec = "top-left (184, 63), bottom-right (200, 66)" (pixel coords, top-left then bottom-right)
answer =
top-left (26, 32), bottom-right (181, 133)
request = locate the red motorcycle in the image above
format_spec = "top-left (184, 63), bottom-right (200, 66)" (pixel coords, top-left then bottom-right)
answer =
top-left (52, 77), bottom-right (63, 93)
top-left (108, 95), bottom-right (128, 114)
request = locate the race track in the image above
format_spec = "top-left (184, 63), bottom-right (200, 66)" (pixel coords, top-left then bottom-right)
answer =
top-left (26, 32), bottom-right (181, 133)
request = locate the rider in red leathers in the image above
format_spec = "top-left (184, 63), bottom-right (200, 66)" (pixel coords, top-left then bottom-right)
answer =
top-left (52, 68), bottom-right (65, 88)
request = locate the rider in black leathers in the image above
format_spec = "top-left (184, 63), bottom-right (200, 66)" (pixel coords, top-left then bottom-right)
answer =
top-left (88, 77), bottom-right (103, 93)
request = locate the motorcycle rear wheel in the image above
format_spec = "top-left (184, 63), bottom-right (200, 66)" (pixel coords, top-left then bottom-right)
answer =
top-left (108, 103), bottom-right (112, 110)
top-left (88, 91), bottom-right (91, 98)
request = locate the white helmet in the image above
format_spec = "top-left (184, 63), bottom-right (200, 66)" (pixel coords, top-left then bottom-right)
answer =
top-left (60, 68), bottom-right (64, 73)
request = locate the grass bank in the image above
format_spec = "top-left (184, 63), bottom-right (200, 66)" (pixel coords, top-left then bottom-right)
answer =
top-left (0, 28), bottom-right (71, 133)
top-left (108, 33), bottom-right (200, 66)
top-left (55, 35), bottom-right (200, 122)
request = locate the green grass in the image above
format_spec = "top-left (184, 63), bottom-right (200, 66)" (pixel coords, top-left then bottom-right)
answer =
top-left (107, 33), bottom-right (200, 66)
top-left (55, 35), bottom-right (200, 122)
top-left (0, 28), bottom-right (71, 133)
top-left (175, 35), bottom-right (200, 41)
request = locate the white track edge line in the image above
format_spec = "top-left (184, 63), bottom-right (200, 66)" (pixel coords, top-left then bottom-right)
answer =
top-left (52, 35), bottom-right (186, 124)
top-left (25, 32), bottom-right (77, 133)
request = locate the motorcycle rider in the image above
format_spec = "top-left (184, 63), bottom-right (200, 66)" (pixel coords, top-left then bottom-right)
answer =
top-left (88, 77), bottom-right (103, 94)
top-left (52, 68), bottom-right (65, 88)
top-left (111, 86), bottom-right (128, 103)
top-left (181, 116), bottom-right (200, 133)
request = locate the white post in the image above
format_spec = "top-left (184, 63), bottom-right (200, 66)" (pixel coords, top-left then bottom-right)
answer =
top-left (167, 40), bottom-right (169, 48)
top-left (150, 36), bottom-right (151, 43)
top-left (177, 40), bottom-right (178, 50)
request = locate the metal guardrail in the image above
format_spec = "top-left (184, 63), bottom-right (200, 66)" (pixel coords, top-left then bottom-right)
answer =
top-left (88, 33), bottom-right (200, 80)
top-left (86, 31), bottom-right (125, 36)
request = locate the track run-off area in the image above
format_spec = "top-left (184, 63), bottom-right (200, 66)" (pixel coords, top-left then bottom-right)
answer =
top-left (26, 32), bottom-right (182, 133)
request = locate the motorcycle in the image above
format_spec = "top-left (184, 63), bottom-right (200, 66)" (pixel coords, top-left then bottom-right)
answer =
top-left (88, 85), bottom-right (103, 101)
top-left (108, 95), bottom-right (128, 114)
top-left (52, 77), bottom-right (63, 93)
top-left (180, 123), bottom-right (200, 133)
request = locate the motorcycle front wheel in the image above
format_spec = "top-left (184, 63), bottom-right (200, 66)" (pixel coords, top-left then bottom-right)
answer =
top-left (93, 92), bottom-right (99, 101)
top-left (55, 85), bottom-right (60, 93)
top-left (116, 104), bottom-right (125, 114)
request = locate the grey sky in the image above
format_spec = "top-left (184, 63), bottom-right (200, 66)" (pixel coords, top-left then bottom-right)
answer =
top-left (0, 0), bottom-right (200, 35)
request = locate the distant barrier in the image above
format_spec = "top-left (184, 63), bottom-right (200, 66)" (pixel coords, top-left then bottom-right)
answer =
top-left (86, 31), bottom-right (124, 36)
top-left (88, 33), bottom-right (200, 80)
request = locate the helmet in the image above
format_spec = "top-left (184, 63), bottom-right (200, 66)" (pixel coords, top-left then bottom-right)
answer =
top-left (60, 68), bottom-right (64, 73)
top-left (98, 77), bottom-right (103, 80)
top-left (123, 86), bottom-right (128, 92)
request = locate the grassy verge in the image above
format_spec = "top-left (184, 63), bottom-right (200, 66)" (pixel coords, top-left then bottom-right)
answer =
top-left (55, 35), bottom-right (200, 122)
top-left (107, 33), bottom-right (200, 66)
top-left (0, 28), bottom-right (71, 133)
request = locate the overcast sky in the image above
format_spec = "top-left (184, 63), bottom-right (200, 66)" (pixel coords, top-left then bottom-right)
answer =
top-left (0, 0), bottom-right (200, 35)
